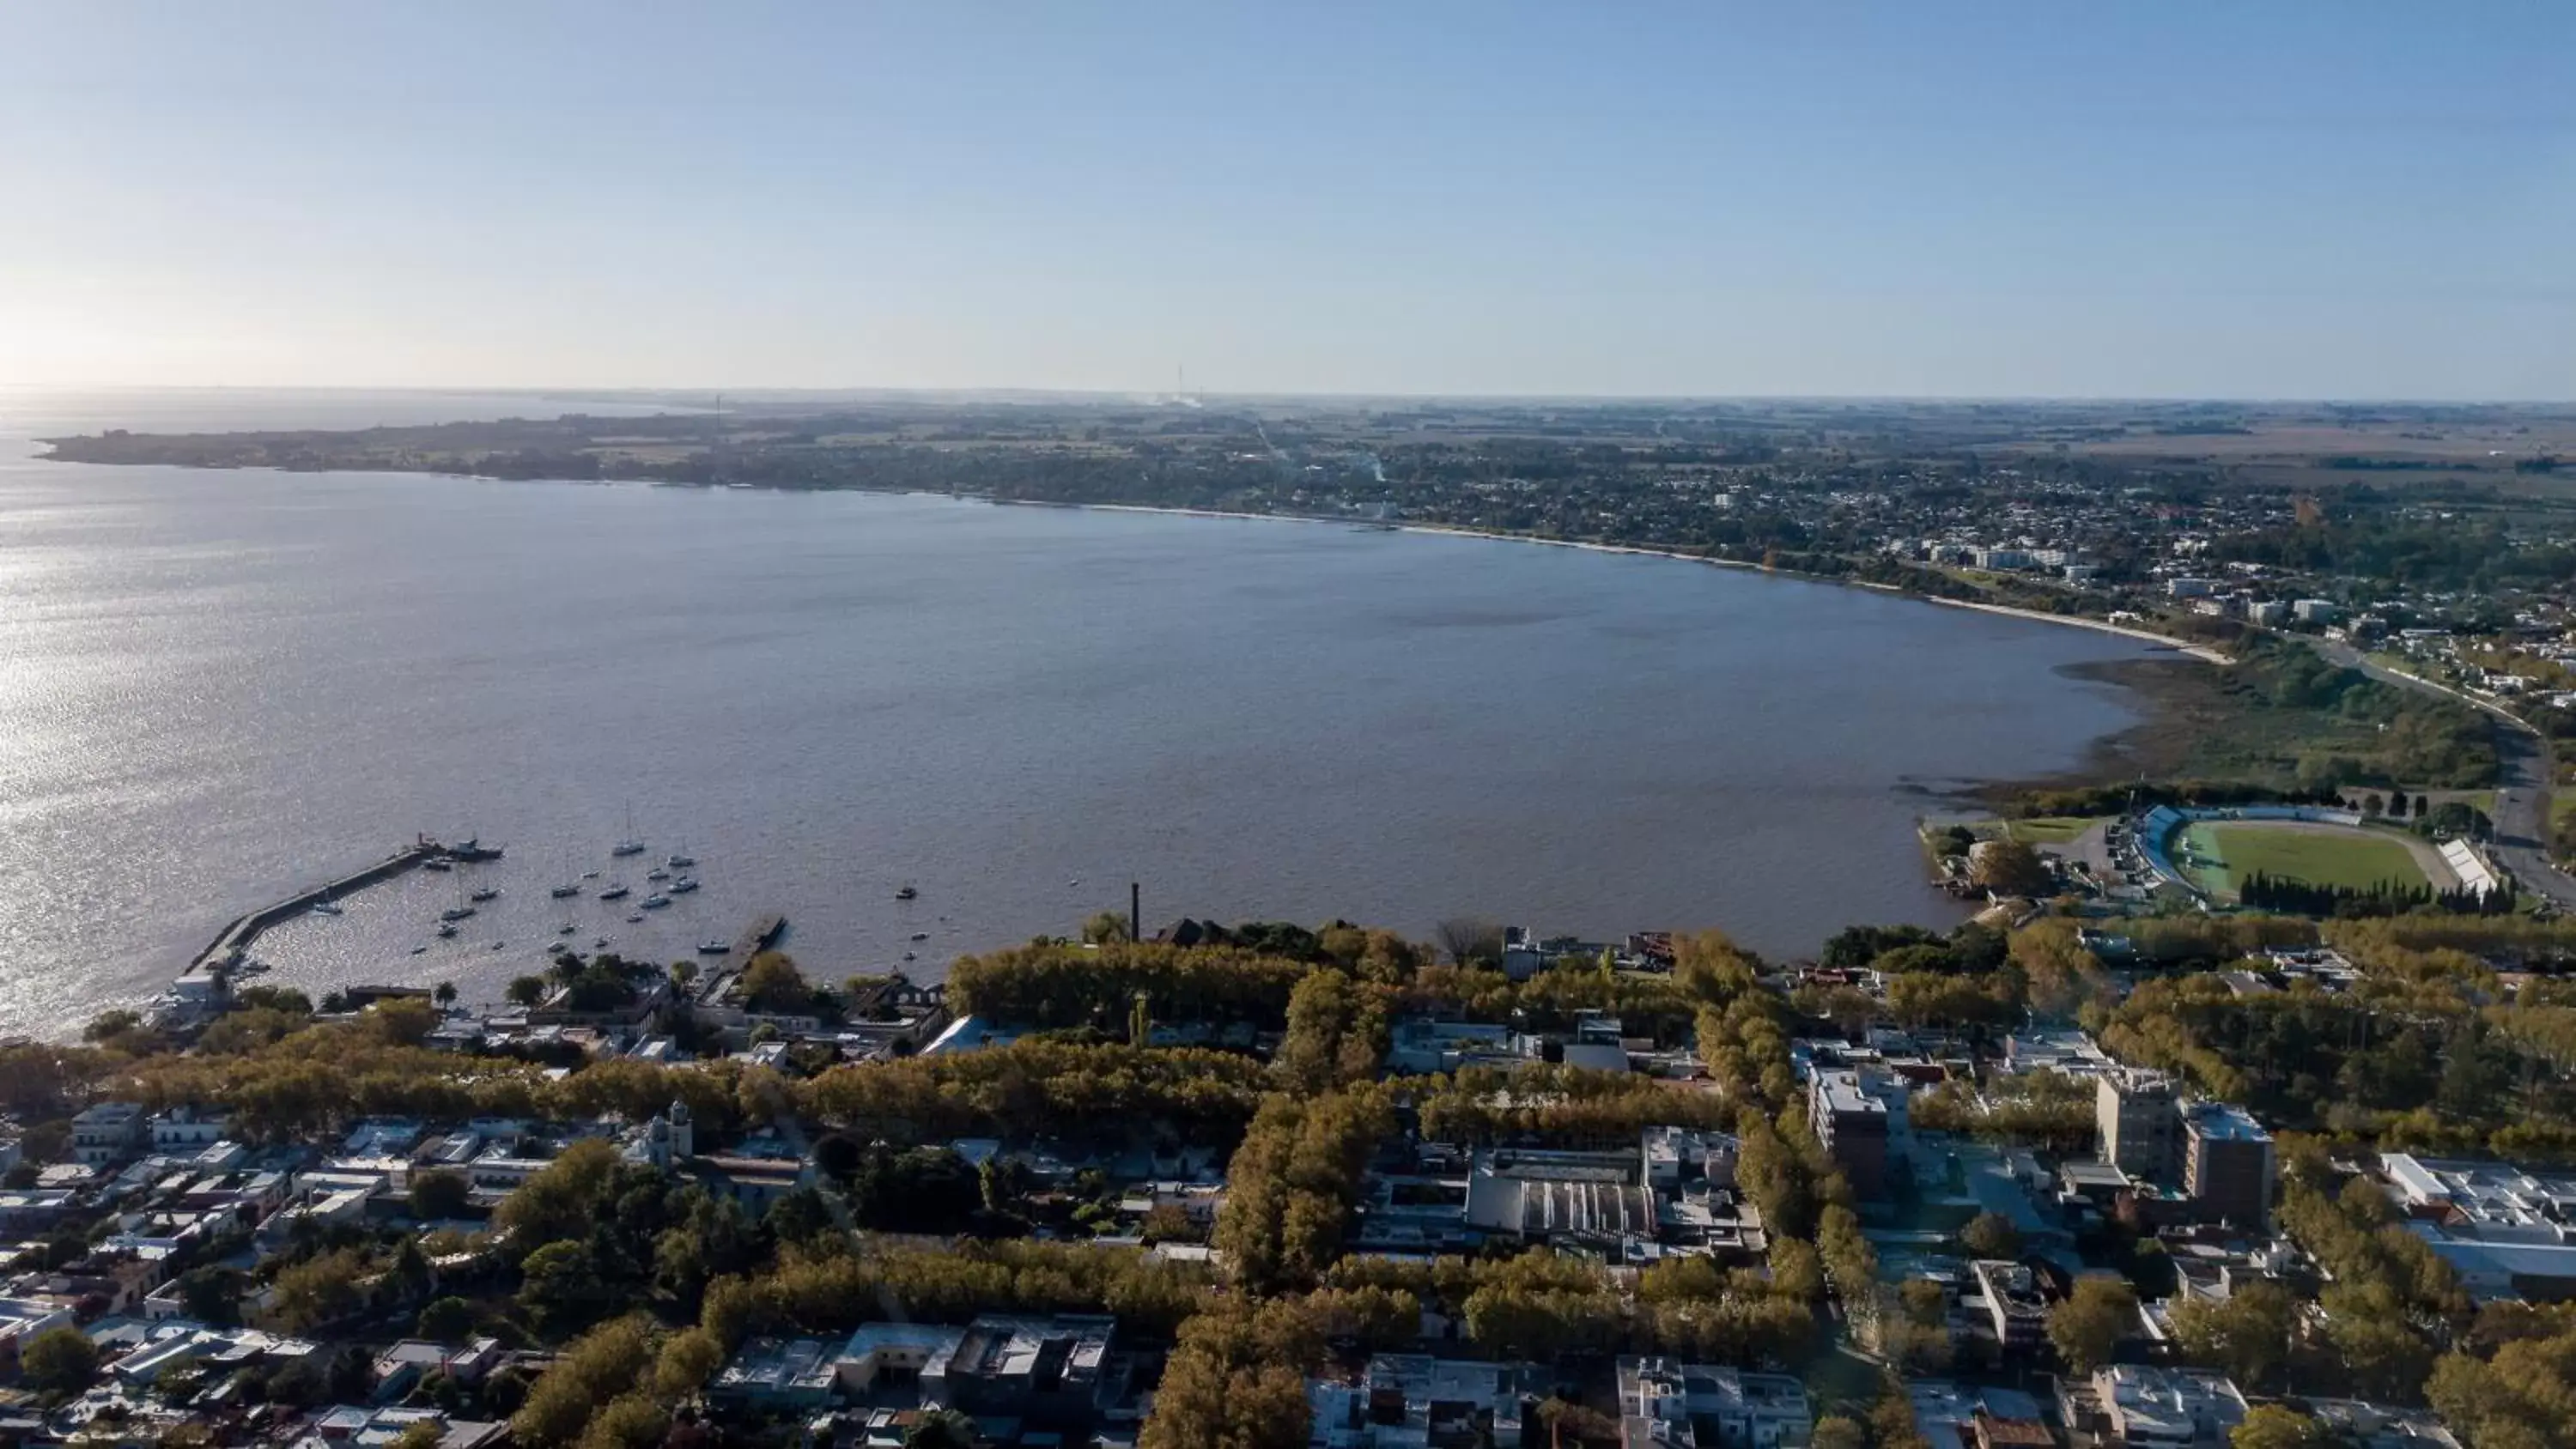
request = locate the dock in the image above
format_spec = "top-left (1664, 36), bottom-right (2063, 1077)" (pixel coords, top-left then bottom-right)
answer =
top-left (181, 835), bottom-right (465, 981)
top-left (695, 912), bottom-right (787, 1005)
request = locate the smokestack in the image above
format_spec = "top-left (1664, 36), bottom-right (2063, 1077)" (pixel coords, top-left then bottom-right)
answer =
top-left (1130, 882), bottom-right (1141, 943)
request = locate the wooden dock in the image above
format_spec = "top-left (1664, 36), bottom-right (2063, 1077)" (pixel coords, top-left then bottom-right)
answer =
top-left (695, 912), bottom-right (787, 1005)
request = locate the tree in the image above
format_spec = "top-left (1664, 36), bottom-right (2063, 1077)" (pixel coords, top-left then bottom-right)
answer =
top-left (1973, 840), bottom-right (2055, 897)
top-left (179, 1265), bottom-right (247, 1326)
top-left (507, 975), bottom-right (548, 1008)
top-left (1812, 1418), bottom-right (1869, 1449)
top-left (904, 1410), bottom-right (979, 1449)
top-left (1959, 1211), bottom-right (2022, 1260)
top-left (1081, 910), bottom-right (1131, 945)
top-left (2231, 1405), bottom-right (2323, 1449)
top-left (519, 1240), bottom-right (611, 1337)
top-left (20, 1327), bottom-right (97, 1396)
top-left (2172, 1281), bottom-right (2298, 1391)
top-left (2048, 1277), bottom-right (2137, 1374)
top-left (410, 1167), bottom-right (471, 1221)
top-left (417, 1296), bottom-right (477, 1343)
top-left (270, 1248), bottom-right (370, 1332)
top-left (741, 952), bottom-right (814, 1014)
top-left (2365, 793), bottom-right (2386, 818)
top-left (2386, 791), bottom-right (2410, 820)
top-left (433, 980), bottom-right (459, 1008)
top-left (1434, 917), bottom-right (1504, 967)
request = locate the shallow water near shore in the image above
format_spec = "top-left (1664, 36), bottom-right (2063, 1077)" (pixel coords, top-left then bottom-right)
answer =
top-left (0, 390), bottom-right (2161, 1034)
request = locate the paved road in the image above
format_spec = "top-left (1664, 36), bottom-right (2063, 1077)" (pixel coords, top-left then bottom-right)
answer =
top-left (2318, 642), bottom-right (2576, 909)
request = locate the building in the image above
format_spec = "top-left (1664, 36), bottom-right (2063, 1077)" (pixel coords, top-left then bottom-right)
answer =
top-left (2248, 600), bottom-right (2290, 627)
top-left (2293, 599), bottom-right (2342, 625)
top-left (1968, 1260), bottom-right (2049, 1351)
top-left (1464, 1149), bottom-right (1657, 1248)
top-left (2180, 1102), bottom-right (2274, 1230)
top-left (2096, 1072), bottom-right (2180, 1184)
top-left (2057, 1366), bottom-right (2246, 1449)
top-left (1905, 1381), bottom-right (2052, 1449)
top-left (837, 1322), bottom-right (969, 1396)
top-left (1617, 1358), bottom-right (1813, 1449)
top-left (2379, 1154), bottom-right (2576, 1302)
top-left (713, 1337), bottom-right (842, 1410)
top-left (933, 1314), bottom-right (1121, 1428)
top-left (1809, 1070), bottom-right (1891, 1198)
top-left (71, 1102), bottom-right (147, 1167)
top-left (1308, 1355), bottom-right (1537, 1449)
top-left (1642, 1127), bottom-right (1738, 1193)
top-left (149, 1107), bottom-right (230, 1154)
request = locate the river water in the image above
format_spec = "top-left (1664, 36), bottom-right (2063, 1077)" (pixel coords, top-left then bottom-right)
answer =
top-left (0, 389), bottom-right (2155, 1034)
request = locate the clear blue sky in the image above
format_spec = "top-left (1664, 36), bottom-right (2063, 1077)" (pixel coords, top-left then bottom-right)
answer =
top-left (4, 3), bottom-right (2570, 398)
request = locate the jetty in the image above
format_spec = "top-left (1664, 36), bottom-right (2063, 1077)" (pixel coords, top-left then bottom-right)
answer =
top-left (695, 912), bottom-right (787, 1006)
top-left (181, 835), bottom-right (472, 982)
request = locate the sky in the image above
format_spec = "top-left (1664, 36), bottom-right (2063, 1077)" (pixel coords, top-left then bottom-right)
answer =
top-left (2, 3), bottom-right (2572, 399)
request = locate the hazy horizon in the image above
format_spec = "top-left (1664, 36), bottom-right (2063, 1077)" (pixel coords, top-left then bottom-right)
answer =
top-left (5, 3), bottom-right (2571, 399)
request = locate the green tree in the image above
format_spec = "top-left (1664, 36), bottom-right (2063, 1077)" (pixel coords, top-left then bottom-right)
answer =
top-left (905, 1409), bottom-right (980, 1449)
top-left (1960, 1210), bottom-right (2022, 1260)
top-left (416, 1296), bottom-right (477, 1343)
top-left (19, 1327), bottom-right (98, 1396)
top-left (2231, 1405), bottom-right (2324, 1449)
top-left (2048, 1277), bottom-right (2137, 1374)
top-left (2172, 1281), bottom-right (2298, 1391)
top-left (1973, 839), bottom-right (2055, 897)
top-left (433, 980), bottom-right (459, 1008)
top-left (410, 1167), bottom-right (471, 1221)
top-left (507, 975), bottom-right (548, 1008)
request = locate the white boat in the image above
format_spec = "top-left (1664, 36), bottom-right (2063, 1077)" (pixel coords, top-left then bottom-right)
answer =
top-left (436, 922), bottom-right (459, 938)
top-left (440, 906), bottom-right (476, 922)
top-left (625, 912), bottom-right (645, 923)
top-left (308, 900), bottom-right (343, 917)
top-left (558, 923), bottom-right (576, 935)
top-left (646, 868), bottom-right (671, 882)
top-left (469, 886), bottom-right (501, 903)
top-left (641, 894), bottom-right (671, 909)
top-left (669, 876), bottom-right (699, 894)
top-left (698, 940), bottom-right (730, 954)
top-left (667, 851), bottom-right (697, 869)
top-left (550, 883), bottom-right (581, 899)
top-left (592, 936), bottom-right (611, 948)
top-left (598, 883), bottom-right (630, 901)
top-left (611, 802), bottom-right (646, 857)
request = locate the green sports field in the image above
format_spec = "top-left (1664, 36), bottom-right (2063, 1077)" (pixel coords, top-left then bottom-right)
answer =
top-left (2176, 822), bottom-right (2431, 898)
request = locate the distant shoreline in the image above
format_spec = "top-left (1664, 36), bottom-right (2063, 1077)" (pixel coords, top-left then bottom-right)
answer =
top-left (1030, 499), bottom-right (2233, 664)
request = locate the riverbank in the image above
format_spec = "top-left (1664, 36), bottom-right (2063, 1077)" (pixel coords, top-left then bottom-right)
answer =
top-left (1051, 500), bottom-right (2233, 664)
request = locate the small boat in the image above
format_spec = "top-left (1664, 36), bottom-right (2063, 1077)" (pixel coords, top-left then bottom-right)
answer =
top-left (611, 802), bottom-right (645, 857)
top-left (669, 876), bottom-right (699, 894)
top-left (436, 922), bottom-right (459, 938)
top-left (423, 858), bottom-right (453, 872)
top-left (440, 905), bottom-right (477, 922)
top-left (598, 883), bottom-right (630, 901)
top-left (641, 894), bottom-right (671, 909)
top-left (469, 886), bottom-right (501, 903)
top-left (625, 912), bottom-right (645, 924)
top-left (646, 868), bottom-right (671, 882)
top-left (592, 936), bottom-right (611, 949)
top-left (895, 885), bottom-right (918, 901)
top-left (490, 941), bottom-right (506, 950)
top-left (550, 883), bottom-right (580, 899)
top-left (580, 870), bottom-right (601, 879)
top-left (909, 931), bottom-right (929, 942)
top-left (667, 852), bottom-right (697, 869)
top-left (698, 940), bottom-right (731, 954)
top-left (902, 952), bottom-right (916, 961)
top-left (308, 900), bottom-right (343, 917)
top-left (557, 923), bottom-right (576, 935)
top-left (409, 945), bottom-right (428, 955)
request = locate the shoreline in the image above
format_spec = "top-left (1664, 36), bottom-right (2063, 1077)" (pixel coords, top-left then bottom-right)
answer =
top-left (1030, 499), bottom-right (2233, 664)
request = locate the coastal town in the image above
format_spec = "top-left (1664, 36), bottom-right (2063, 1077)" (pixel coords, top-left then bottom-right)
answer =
top-left (2, 884), bottom-right (2572, 1449)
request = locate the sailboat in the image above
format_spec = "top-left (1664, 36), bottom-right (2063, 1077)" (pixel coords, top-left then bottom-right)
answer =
top-left (611, 802), bottom-right (646, 857)
top-left (550, 851), bottom-right (581, 898)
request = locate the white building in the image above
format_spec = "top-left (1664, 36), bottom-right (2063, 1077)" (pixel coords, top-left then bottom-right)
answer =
top-left (1617, 1357), bottom-right (1812, 1449)
top-left (71, 1102), bottom-right (146, 1167)
top-left (2379, 1153), bottom-right (2576, 1302)
top-left (2058, 1365), bottom-right (2246, 1449)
